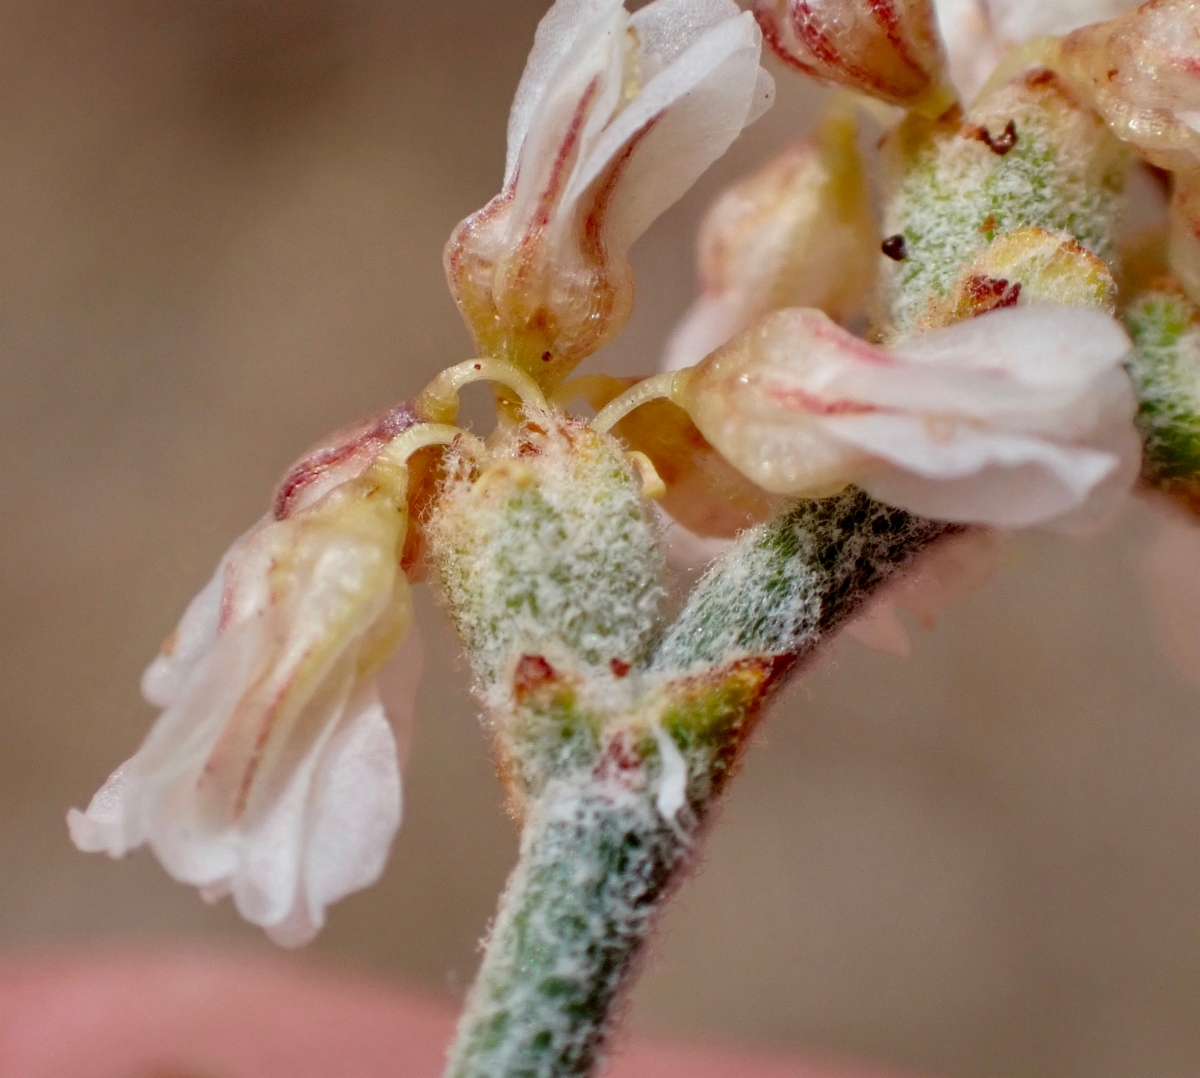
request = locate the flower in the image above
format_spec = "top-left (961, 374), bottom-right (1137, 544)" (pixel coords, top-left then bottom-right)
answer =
top-left (445, 0), bottom-right (773, 389)
top-left (663, 105), bottom-right (877, 373)
top-left (1058, 0), bottom-right (1200, 171)
top-left (754, 0), bottom-right (958, 115)
top-left (674, 304), bottom-right (1141, 528)
top-left (69, 407), bottom-right (429, 946)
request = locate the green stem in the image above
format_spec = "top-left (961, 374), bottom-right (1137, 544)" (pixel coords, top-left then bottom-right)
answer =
top-left (445, 492), bottom-right (952, 1078)
top-left (445, 766), bottom-right (689, 1078)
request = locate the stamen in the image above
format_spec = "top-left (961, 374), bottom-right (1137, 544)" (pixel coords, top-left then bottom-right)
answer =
top-left (418, 359), bottom-right (550, 423)
top-left (590, 370), bottom-right (691, 434)
top-left (377, 423), bottom-right (486, 469)
top-left (625, 451), bottom-right (665, 500)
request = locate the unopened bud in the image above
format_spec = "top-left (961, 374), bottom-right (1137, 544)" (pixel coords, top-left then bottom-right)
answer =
top-left (1059, 0), bottom-right (1200, 172)
top-left (754, 0), bottom-right (957, 116)
top-left (429, 415), bottom-right (666, 685)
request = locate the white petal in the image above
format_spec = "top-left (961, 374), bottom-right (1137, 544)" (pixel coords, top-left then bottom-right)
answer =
top-left (67, 760), bottom-right (139, 857)
top-left (510, 8), bottom-right (629, 242)
top-left (830, 413), bottom-right (1125, 527)
top-left (283, 681), bottom-right (403, 947)
top-left (505, 0), bottom-right (626, 187)
top-left (566, 10), bottom-right (771, 252)
top-left (376, 618), bottom-right (425, 772)
top-left (629, 0), bottom-right (743, 77)
top-left (892, 305), bottom-right (1132, 386)
top-left (140, 552), bottom-right (231, 709)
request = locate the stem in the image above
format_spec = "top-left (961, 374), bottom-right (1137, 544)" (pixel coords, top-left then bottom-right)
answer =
top-left (446, 767), bottom-right (689, 1078)
top-left (445, 491), bottom-right (953, 1078)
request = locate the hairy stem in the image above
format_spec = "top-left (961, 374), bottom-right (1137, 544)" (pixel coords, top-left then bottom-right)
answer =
top-left (445, 492), bottom-right (951, 1078)
top-left (446, 768), bottom-right (689, 1078)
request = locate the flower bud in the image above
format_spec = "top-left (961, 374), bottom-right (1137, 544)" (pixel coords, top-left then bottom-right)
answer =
top-left (69, 407), bottom-right (430, 946)
top-left (663, 107), bottom-right (877, 372)
top-left (754, 0), bottom-right (957, 116)
top-left (1059, 0), bottom-right (1200, 172)
top-left (445, 0), bottom-right (772, 389)
top-left (676, 304), bottom-right (1139, 528)
top-left (430, 414), bottom-right (665, 685)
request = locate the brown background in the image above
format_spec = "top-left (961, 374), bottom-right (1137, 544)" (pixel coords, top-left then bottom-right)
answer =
top-left (2, 2), bottom-right (1199, 1076)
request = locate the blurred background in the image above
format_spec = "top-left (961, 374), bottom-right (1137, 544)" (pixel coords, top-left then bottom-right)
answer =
top-left (2, 2), bottom-right (1200, 1076)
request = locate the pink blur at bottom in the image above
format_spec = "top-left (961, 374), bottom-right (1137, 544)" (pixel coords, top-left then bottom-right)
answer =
top-left (0, 948), bottom-right (923, 1078)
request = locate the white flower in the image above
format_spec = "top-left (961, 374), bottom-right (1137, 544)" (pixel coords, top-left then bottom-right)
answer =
top-left (676, 304), bottom-right (1141, 529)
top-left (445, 0), bottom-right (773, 387)
top-left (69, 431), bottom-right (421, 947)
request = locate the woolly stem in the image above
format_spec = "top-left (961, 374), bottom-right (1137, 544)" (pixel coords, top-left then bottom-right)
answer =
top-left (445, 768), bottom-right (690, 1078)
top-left (444, 492), bottom-right (952, 1078)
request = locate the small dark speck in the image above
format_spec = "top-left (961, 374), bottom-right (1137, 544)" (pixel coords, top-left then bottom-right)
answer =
top-left (881, 234), bottom-right (907, 261)
top-left (473, 363), bottom-right (482, 370)
top-left (541, 350), bottom-right (552, 362)
top-left (967, 119), bottom-right (1017, 155)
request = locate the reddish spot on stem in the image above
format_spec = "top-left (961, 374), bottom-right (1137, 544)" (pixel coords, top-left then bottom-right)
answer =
top-left (965, 119), bottom-right (1017, 155)
top-left (963, 274), bottom-right (1022, 314)
top-left (513, 655), bottom-right (557, 701)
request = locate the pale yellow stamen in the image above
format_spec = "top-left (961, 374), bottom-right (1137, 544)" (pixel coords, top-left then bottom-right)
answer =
top-left (418, 359), bottom-right (550, 423)
top-left (590, 370), bottom-right (692, 434)
top-left (625, 451), bottom-right (665, 500)
top-left (377, 423), bottom-right (487, 470)
top-left (468, 460), bottom-right (536, 504)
